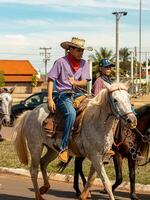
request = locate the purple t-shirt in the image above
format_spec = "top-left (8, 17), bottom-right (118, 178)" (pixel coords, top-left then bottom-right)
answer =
top-left (47, 56), bottom-right (91, 92)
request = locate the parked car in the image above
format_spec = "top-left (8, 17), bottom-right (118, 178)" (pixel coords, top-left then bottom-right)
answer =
top-left (11, 91), bottom-right (48, 124)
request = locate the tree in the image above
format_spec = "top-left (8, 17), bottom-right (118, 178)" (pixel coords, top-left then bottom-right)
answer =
top-left (89, 47), bottom-right (114, 64)
top-left (119, 47), bottom-right (130, 62)
top-left (31, 75), bottom-right (37, 87)
top-left (0, 71), bottom-right (5, 87)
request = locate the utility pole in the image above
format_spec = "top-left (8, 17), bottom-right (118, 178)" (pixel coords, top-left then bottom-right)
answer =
top-left (87, 59), bottom-right (93, 94)
top-left (139, 0), bottom-right (142, 90)
top-left (40, 47), bottom-right (51, 81)
top-left (146, 52), bottom-right (149, 94)
top-left (134, 46), bottom-right (138, 94)
top-left (130, 50), bottom-right (134, 94)
top-left (112, 11), bottom-right (127, 83)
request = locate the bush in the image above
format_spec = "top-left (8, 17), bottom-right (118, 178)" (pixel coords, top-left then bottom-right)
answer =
top-left (0, 71), bottom-right (5, 87)
top-left (31, 75), bottom-right (37, 87)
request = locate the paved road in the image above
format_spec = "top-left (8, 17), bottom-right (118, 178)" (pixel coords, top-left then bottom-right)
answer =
top-left (1, 174), bottom-right (150, 200)
top-left (1, 127), bottom-right (150, 200)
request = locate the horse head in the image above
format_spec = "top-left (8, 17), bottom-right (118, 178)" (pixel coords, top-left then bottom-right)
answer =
top-left (106, 81), bottom-right (137, 129)
top-left (0, 87), bottom-right (14, 126)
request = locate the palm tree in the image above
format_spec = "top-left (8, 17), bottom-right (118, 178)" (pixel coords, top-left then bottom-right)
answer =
top-left (89, 47), bottom-right (114, 64)
top-left (119, 47), bottom-right (130, 62)
top-left (89, 47), bottom-right (115, 81)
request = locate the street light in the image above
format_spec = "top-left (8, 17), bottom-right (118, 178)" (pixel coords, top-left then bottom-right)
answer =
top-left (112, 11), bottom-right (128, 83)
top-left (139, 0), bottom-right (142, 90)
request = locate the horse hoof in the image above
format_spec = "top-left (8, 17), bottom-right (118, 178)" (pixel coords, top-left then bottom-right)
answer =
top-left (79, 193), bottom-right (87, 200)
top-left (73, 186), bottom-right (81, 197)
top-left (131, 194), bottom-right (141, 200)
top-left (39, 185), bottom-right (50, 195)
top-left (76, 191), bottom-right (81, 198)
top-left (36, 194), bottom-right (46, 200)
top-left (100, 189), bottom-right (107, 194)
top-left (87, 190), bottom-right (92, 198)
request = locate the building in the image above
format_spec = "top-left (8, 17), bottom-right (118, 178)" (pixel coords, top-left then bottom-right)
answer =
top-left (0, 60), bottom-right (43, 93)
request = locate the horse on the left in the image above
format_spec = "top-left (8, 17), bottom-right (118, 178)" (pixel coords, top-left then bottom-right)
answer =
top-left (0, 87), bottom-right (14, 141)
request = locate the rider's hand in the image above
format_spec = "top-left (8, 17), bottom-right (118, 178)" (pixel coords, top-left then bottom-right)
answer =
top-left (48, 98), bottom-right (56, 113)
top-left (68, 76), bottom-right (76, 86)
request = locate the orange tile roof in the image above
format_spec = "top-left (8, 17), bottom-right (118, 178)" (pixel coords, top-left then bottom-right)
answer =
top-left (5, 75), bottom-right (43, 83)
top-left (0, 60), bottom-right (38, 75)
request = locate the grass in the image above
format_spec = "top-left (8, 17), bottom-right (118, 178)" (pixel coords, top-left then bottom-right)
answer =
top-left (0, 141), bottom-right (150, 184)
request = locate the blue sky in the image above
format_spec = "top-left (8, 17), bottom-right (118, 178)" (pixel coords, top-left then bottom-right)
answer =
top-left (0, 0), bottom-right (149, 73)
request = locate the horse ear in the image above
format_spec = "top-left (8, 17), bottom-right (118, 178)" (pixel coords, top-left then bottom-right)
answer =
top-left (0, 88), bottom-right (3, 93)
top-left (7, 87), bottom-right (15, 94)
top-left (124, 80), bottom-right (131, 89)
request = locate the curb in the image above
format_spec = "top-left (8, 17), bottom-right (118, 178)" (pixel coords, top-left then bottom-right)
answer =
top-left (0, 167), bottom-right (150, 193)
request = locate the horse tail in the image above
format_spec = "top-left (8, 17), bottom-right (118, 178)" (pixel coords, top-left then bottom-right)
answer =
top-left (57, 156), bottom-right (73, 173)
top-left (14, 111), bottom-right (31, 165)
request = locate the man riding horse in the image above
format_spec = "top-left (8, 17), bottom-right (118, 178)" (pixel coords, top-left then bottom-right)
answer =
top-left (47, 37), bottom-right (92, 163)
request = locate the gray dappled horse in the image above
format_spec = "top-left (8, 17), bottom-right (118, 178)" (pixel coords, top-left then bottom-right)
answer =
top-left (14, 82), bottom-right (137, 200)
top-left (0, 88), bottom-right (13, 128)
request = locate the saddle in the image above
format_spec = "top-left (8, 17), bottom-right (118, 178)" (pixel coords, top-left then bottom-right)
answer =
top-left (42, 95), bottom-right (91, 140)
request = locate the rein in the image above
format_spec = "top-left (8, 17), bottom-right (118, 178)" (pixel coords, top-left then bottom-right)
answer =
top-left (134, 127), bottom-right (150, 143)
top-left (113, 128), bottom-right (131, 148)
top-left (75, 86), bottom-right (95, 97)
top-left (138, 158), bottom-right (150, 166)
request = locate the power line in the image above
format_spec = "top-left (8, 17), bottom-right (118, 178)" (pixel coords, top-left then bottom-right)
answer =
top-left (40, 47), bottom-right (51, 80)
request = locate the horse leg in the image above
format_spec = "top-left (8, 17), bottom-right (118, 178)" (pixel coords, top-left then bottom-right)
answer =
top-left (80, 164), bottom-right (97, 200)
top-left (40, 147), bottom-right (57, 195)
top-left (112, 152), bottom-right (123, 191)
top-left (128, 156), bottom-right (140, 200)
top-left (79, 157), bottom-right (86, 186)
top-left (73, 157), bottom-right (86, 197)
top-left (92, 155), bottom-right (115, 200)
top-left (30, 147), bottom-right (45, 200)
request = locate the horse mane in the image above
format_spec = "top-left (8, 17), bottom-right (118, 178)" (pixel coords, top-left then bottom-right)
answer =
top-left (87, 88), bottom-right (108, 107)
top-left (87, 82), bottom-right (128, 107)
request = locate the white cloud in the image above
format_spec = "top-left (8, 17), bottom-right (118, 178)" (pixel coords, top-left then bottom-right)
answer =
top-left (0, 0), bottom-right (149, 72)
top-left (0, 0), bottom-right (150, 11)
top-left (0, 17), bottom-right (114, 30)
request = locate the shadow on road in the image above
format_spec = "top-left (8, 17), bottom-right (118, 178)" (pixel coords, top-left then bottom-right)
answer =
top-left (28, 187), bottom-right (150, 200)
top-left (0, 194), bottom-right (34, 200)
top-left (29, 187), bottom-right (76, 199)
top-left (94, 189), bottom-right (150, 200)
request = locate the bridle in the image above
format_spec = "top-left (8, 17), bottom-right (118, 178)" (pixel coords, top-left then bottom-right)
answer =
top-left (107, 88), bottom-right (134, 121)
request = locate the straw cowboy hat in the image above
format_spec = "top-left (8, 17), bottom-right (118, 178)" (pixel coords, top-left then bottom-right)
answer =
top-left (60, 37), bottom-right (93, 51)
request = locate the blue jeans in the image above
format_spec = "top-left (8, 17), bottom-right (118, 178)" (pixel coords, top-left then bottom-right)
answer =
top-left (54, 91), bottom-right (83, 150)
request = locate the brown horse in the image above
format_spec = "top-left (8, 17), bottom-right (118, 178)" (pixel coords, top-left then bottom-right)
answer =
top-left (112, 104), bottom-right (150, 200)
top-left (70, 104), bottom-right (150, 199)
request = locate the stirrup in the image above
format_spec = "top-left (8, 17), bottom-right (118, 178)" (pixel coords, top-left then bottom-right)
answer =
top-left (105, 149), bottom-right (115, 156)
top-left (58, 149), bottom-right (69, 163)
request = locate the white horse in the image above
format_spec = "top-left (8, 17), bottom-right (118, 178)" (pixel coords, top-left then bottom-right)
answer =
top-left (0, 88), bottom-right (13, 128)
top-left (14, 82), bottom-right (137, 200)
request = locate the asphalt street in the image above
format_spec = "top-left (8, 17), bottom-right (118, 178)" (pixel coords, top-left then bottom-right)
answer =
top-left (0, 127), bottom-right (150, 200)
top-left (0, 173), bottom-right (150, 200)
